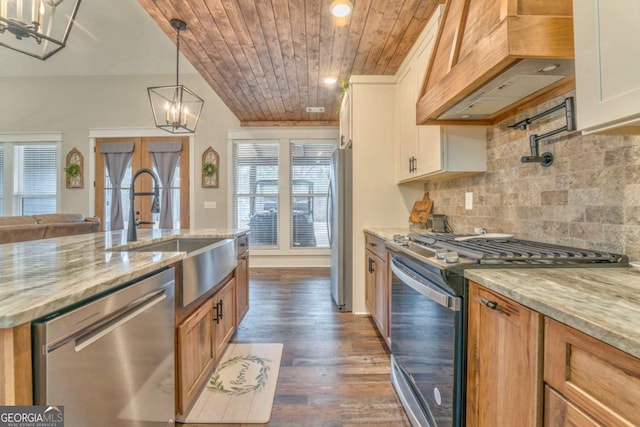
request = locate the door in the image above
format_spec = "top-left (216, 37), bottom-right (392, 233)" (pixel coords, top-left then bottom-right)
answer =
top-left (329, 148), bottom-right (353, 311)
top-left (177, 298), bottom-right (215, 414)
top-left (95, 136), bottom-right (189, 231)
top-left (466, 282), bottom-right (542, 427)
top-left (213, 278), bottom-right (236, 357)
top-left (390, 255), bottom-right (463, 426)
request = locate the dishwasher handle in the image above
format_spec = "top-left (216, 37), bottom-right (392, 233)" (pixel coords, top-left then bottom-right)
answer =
top-left (391, 258), bottom-right (461, 312)
top-left (46, 288), bottom-right (168, 353)
top-left (74, 288), bottom-right (167, 352)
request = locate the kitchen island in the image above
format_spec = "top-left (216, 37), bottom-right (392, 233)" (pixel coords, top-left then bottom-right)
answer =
top-left (0, 228), bottom-right (248, 406)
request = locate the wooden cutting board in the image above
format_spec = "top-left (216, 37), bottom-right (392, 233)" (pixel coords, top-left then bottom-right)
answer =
top-left (409, 193), bottom-right (433, 224)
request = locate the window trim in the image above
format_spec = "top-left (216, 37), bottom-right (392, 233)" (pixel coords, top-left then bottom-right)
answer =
top-left (228, 128), bottom-right (338, 258)
top-left (0, 133), bottom-right (62, 216)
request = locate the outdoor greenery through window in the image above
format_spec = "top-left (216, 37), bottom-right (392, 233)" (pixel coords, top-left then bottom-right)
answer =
top-left (0, 141), bottom-right (58, 216)
top-left (233, 142), bottom-right (279, 248)
top-left (290, 142), bottom-right (335, 248)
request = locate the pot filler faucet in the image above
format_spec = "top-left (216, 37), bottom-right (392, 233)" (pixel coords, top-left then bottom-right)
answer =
top-left (128, 168), bottom-right (161, 242)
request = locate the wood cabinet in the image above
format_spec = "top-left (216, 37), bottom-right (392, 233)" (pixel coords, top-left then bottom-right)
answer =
top-left (364, 232), bottom-right (389, 345)
top-left (177, 298), bottom-right (215, 413)
top-left (176, 275), bottom-right (237, 415)
top-left (395, 7), bottom-right (487, 183)
top-left (235, 234), bottom-right (249, 326)
top-left (213, 278), bottom-right (236, 358)
top-left (573, 0), bottom-right (640, 134)
top-left (544, 386), bottom-right (600, 427)
top-left (544, 318), bottom-right (640, 426)
top-left (466, 282), bottom-right (543, 427)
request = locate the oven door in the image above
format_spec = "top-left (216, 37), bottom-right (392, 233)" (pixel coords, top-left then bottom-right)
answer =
top-left (390, 255), bottom-right (464, 427)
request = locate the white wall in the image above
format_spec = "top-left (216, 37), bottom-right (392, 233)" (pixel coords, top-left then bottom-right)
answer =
top-left (349, 76), bottom-right (425, 313)
top-left (0, 73), bottom-right (240, 228)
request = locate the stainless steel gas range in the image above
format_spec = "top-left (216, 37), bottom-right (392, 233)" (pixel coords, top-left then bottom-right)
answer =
top-left (385, 232), bottom-right (628, 427)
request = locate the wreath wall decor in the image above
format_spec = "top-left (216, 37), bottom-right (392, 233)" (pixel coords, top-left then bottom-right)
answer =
top-left (65, 147), bottom-right (84, 189)
top-left (202, 147), bottom-right (219, 188)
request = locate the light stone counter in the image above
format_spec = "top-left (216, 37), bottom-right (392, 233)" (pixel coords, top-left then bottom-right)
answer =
top-left (466, 267), bottom-right (640, 359)
top-left (363, 227), bottom-right (640, 359)
top-left (364, 227), bottom-right (412, 242)
top-left (0, 228), bottom-right (248, 328)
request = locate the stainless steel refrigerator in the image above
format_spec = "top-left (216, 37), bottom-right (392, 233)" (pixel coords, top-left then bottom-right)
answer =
top-left (329, 147), bottom-right (353, 311)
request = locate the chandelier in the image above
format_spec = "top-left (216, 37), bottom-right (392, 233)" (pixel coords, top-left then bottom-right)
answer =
top-left (0, 0), bottom-right (81, 60)
top-left (148, 18), bottom-right (204, 134)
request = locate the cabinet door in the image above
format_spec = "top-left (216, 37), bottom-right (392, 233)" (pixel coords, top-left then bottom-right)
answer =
top-left (415, 24), bottom-right (444, 176)
top-left (397, 65), bottom-right (418, 182)
top-left (365, 250), bottom-right (377, 317)
top-left (574, 0), bottom-right (640, 133)
top-left (213, 278), bottom-right (236, 358)
top-left (177, 298), bottom-right (215, 414)
top-left (339, 90), bottom-right (352, 148)
top-left (374, 253), bottom-right (388, 342)
top-left (545, 318), bottom-right (640, 426)
top-left (466, 282), bottom-right (543, 427)
top-left (235, 254), bottom-right (249, 326)
top-left (544, 386), bottom-right (601, 427)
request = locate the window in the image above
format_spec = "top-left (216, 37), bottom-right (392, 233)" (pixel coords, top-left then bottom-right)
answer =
top-left (14, 145), bottom-right (58, 215)
top-left (232, 138), bottom-right (337, 250)
top-left (233, 142), bottom-right (279, 248)
top-left (290, 142), bottom-right (334, 248)
top-left (0, 136), bottom-right (60, 216)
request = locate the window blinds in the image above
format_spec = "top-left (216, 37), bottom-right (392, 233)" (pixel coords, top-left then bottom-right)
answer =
top-left (233, 141), bottom-right (279, 248)
top-left (14, 144), bottom-right (58, 215)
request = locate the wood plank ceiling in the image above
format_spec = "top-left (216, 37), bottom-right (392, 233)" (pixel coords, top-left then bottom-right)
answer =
top-left (138, 0), bottom-right (444, 126)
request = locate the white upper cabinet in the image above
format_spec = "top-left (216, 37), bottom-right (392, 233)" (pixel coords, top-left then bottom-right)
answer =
top-left (396, 5), bottom-right (486, 183)
top-left (339, 89), bottom-right (352, 148)
top-left (573, 0), bottom-right (640, 134)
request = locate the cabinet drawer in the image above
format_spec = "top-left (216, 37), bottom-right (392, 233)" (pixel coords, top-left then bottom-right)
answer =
top-left (544, 318), bottom-right (640, 426)
top-left (364, 233), bottom-right (386, 259)
top-left (544, 386), bottom-right (600, 427)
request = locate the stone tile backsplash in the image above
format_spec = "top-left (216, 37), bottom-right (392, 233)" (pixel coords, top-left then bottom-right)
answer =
top-left (423, 92), bottom-right (640, 260)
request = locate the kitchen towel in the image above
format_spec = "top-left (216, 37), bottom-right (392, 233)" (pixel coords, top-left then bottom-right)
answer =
top-left (178, 343), bottom-right (283, 424)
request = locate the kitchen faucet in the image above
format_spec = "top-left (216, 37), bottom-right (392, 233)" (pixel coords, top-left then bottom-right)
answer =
top-left (127, 168), bottom-right (161, 242)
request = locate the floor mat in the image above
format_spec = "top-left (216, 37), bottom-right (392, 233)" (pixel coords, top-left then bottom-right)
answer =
top-left (177, 343), bottom-right (283, 424)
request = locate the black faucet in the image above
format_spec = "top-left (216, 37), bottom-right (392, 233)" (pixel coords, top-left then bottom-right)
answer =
top-left (127, 168), bottom-right (161, 242)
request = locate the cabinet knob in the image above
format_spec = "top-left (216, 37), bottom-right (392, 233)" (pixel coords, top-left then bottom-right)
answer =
top-left (481, 297), bottom-right (498, 310)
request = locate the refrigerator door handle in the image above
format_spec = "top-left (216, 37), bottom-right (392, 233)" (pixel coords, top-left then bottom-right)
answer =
top-left (327, 176), bottom-right (333, 246)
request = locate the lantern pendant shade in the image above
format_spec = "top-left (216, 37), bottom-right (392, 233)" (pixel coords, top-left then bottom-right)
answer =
top-left (148, 18), bottom-right (204, 134)
top-left (0, 0), bottom-right (82, 60)
top-left (148, 84), bottom-right (204, 134)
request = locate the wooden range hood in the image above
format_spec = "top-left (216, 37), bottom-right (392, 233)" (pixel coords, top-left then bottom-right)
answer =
top-left (417, 0), bottom-right (575, 125)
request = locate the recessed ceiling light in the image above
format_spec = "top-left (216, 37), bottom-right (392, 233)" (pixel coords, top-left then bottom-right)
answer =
top-left (330, 0), bottom-right (353, 18)
top-left (323, 76), bottom-right (338, 85)
top-left (538, 64), bottom-right (560, 73)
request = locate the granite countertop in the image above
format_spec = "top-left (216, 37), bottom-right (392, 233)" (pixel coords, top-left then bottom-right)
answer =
top-left (364, 227), bottom-right (412, 241)
top-left (365, 227), bottom-right (640, 359)
top-left (0, 228), bottom-right (248, 328)
top-left (466, 268), bottom-right (640, 359)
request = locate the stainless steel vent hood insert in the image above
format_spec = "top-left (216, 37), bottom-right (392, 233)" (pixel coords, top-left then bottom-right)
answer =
top-left (439, 59), bottom-right (575, 120)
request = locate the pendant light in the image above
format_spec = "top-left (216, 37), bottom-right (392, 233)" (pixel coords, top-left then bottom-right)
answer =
top-left (0, 0), bottom-right (82, 60)
top-left (148, 18), bottom-right (204, 134)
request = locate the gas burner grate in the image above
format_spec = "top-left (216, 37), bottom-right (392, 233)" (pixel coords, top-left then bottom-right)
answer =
top-left (408, 233), bottom-right (626, 264)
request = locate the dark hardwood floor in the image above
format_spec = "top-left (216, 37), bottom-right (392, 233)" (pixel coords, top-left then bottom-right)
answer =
top-left (186, 267), bottom-right (410, 427)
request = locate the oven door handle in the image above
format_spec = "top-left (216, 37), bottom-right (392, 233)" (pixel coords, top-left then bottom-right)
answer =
top-left (391, 258), bottom-right (461, 311)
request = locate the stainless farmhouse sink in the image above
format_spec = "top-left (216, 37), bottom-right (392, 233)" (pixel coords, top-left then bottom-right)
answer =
top-left (123, 237), bottom-right (237, 306)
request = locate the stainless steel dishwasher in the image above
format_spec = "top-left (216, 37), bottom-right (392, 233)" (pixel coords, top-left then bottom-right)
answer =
top-left (33, 268), bottom-right (176, 427)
